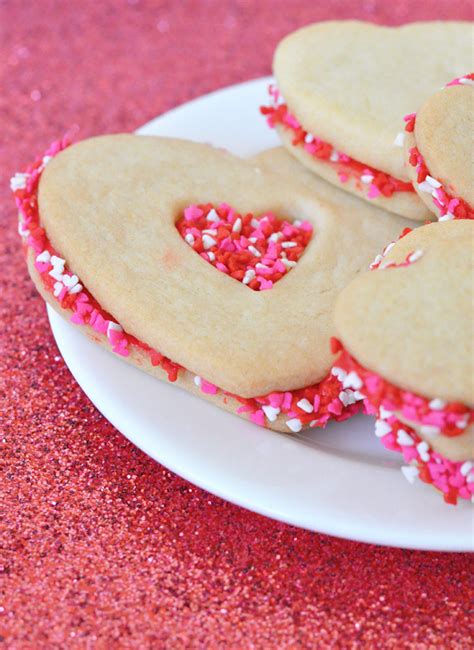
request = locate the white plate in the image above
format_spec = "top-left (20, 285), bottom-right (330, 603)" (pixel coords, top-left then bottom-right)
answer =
top-left (47, 77), bottom-right (473, 551)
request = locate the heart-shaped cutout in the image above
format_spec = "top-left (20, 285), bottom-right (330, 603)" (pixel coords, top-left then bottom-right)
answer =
top-left (263, 21), bottom-right (472, 221)
top-left (404, 76), bottom-right (474, 220)
top-left (176, 202), bottom-right (312, 291)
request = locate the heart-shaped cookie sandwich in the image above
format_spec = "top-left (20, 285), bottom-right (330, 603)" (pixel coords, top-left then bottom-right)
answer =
top-left (13, 134), bottom-right (413, 433)
top-left (261, 21), bottom-right (473, 221)
top-left (333, 220), bottom-right (474, 504)
top-left (405, 74), bottom-right (474, 221)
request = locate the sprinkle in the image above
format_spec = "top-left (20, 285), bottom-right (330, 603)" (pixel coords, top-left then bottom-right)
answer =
top-left (184, 233), bottom-right (195, 245)
top-left (425, 175), bottom-right (442, 189)
top-left (416, 441), bottom-right (430, 462)
top-left (407, 250), bottom-right (423, 264)
top-left (375, 419), bottom-right (391, 438)
top-left (429, 398), bottom-right (446, 410)
top-left (460, 461), bottom-right (473, 477)
top-left (206, 208), bottom-right (219, 222)
top-left (397, 429), bottom-right (414, 446)
top-left (281, 241), bottom-right (297, 249)
top-left (36, 250), bottom-right (51, 263)
top-left (248, 245), bottom-right (261, 257)
top-left (194, 376), bottom-right (201, 387)
top-left (232, 217), bottom-right (242, 233)
top-left (262, 405), bottom-right (280, 422)
top-left (393, 132), bottom-right (405, 147)
top-left (361, 173), bottom-right (374, 184)
top-left (342, 371), bottom-right (362, 391)
top-left (401, 465), bottom-right (419, 484)
top-left (286, 418), bottom-right (303, 433)
top-left (202, 234), bottom-right (217, 250)
top-left (10, 172), bottom-right (30, 191)
top-left (296, 398), bottom-right (313, 413)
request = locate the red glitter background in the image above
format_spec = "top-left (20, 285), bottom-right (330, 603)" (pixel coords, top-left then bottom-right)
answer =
top-left (1, 1), bottom-right (473, 647)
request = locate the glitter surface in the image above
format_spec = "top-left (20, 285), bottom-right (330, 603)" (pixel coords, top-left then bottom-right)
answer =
top-left (1, 1), bottom-right (473, 646)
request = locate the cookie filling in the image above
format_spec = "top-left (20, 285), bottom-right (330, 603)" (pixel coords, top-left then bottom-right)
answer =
top-left (176, 203), bottom-right (312, 291)
top-left (331, 339), bottom-right (474, 504)
top-left (260, 85), bottom-right (414, 199)
top-left (12, 140), bottom-right (364, 433)
top-left (404, 73), bottom-right (474, 221)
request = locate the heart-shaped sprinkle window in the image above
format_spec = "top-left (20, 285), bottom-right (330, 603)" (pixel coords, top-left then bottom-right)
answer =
top-left (176, 203), bottom-right (312, 290)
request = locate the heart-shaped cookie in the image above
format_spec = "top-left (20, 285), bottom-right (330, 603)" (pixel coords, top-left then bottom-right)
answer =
top-left (14, 134), bottom-right (415, 433)
top-left (333, 221), bottom-right (474, 503)
top-left (262, 20), bottom-right (473, 221)
top-left (404, 76), bottom-right (474, 220)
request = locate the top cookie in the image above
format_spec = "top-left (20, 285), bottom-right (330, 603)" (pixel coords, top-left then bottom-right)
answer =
top-left (405, 82), bottom-right (474, 218)
top-left (38, 134), bottom-right (400, 398)
top-left (274, 21), bottom-right (473, 181)
top-left (335, 221), bottom-right (474, 406)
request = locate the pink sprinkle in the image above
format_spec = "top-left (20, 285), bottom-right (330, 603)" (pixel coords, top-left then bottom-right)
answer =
top-left (250, 410), bottom-right (265, 426)
top-left (312, 395), bottom-right (321, 413)
top-left (184, 205), bottom-right (203, 221)
top-left (337, 172), bottom-right (349, 183)
top-left (328, 399), bottom-right (343, 416)
top-left (367, 185), bottom-right (381, 199)
top-left (268, 392), bottom-right (284, 408)
top-left (200, 379), bottom-right (218, 395)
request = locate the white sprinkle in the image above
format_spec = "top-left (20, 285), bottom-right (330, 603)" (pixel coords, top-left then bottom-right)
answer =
top-left (329, 151), bottom-right (339, 162)
top-left (296, 398), bottom-right (313, 413)
top-left (286, 418), bottom-right (303, 433)
top-left (255, 263), bottom-right (269, 270)
top-left (439, 213), bottom-right (455, 222)
top-left (304, 133), bottom-right (314, 144)
top-left (10, 172), bottom-right (29, 191)
top-left (401, 465), bottom-right (419, 484)
top-left (375, 419), bottom-right (392, 438)
top-left (262, 405), bottom-right (280, 422)
top-left (242, 269), bottom-right (256, 285)
top-left (429, 398), bottom-right (446, 410)
top-left (184, 233), bottom-right (195, 245)
top-left (343, 371), bottom-right (363, 391)
top-left (281, 258), bottom-right (296, 269)
top-left (36, 250), bottom-right (51, 263)
top-left (418, 180), bottom-right (434, 193)
top-left (361, 173), bottom-right (374, 184)
top-left (269, 232), bottom-right (282, 242)
top-left (207, 251), bottom-right (215, 262)
top-left (379, 406), bottom-right (393, 420)
top-left (408, 250), bottom-right (423, 264)
top-left (62, 274), bottom-right (79, 289)
top-left (397, 429), bottom-right (414, 446)
top-left (48, 268), bottom-right (64, 282)
top-left (456, 415), bottom-right (469, 429)
top-left (50, 255), bottom-right (66, 269)
top-left (339, 390), bottom-right (357, 407)
top-left (281, 241), bottom-right (297, 249)
top-left (426, 175), bottom-right (442, 189)
top-left (202, 229), bottom-right (217, 235)
top-left (232, 218), bottom-right (242, 233)
top-left (53, 281), bottom-right (63, 297)
top-left (293, 220), bottom-right (302, 227)
top-left (468, 474), bottom-right (474, 484)
top-left (107, 322), bottom-right (123, 335)
top-left (416, 441), bottom-right (430, 462)
top-left (460, 461), bottom-right (473, 477)
top-left (248, 245), bottom-right (261, 257)
top-left (194, 376), bottom-right (201, 387)
top-left (393, 132), bottom-right (405, 147)
top-left (420, 425), bottom-right (440, 438)
top-left (309, 420), bottom-right (317, 427)
top-left (42, 155), bottom-right (52, 166)
top-left (251, 218), bottom-right (260, 228)
top-left (18, 222), bottom-right (30, 237)
top-left (248, 237), bottom-right (258, 244)
top-left (206, 209), bottom-right (219, 222)
top-left (331, 366), bottom-right (347, 382)
top-left (459, 77), bottom-right (474, 85)
top-left (383, 242), bottom-right (395, 256)
top-left (353, 391), bottom-right (366, 401)
top-left (202, 234), bottom-right (217, 250)
top-left (69, 284), bottom-right (82, 294)
top-left (370, 254), bottom-right (383, 269)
